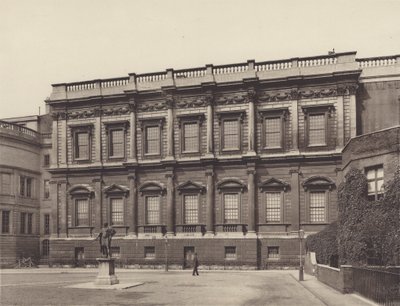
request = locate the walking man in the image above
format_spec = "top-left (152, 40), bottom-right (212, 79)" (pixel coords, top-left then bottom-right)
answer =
top-left (192, 252), bottom-right (199, 276)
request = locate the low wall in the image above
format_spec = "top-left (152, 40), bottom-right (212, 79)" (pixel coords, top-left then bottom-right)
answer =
top-left (304, 252), bottom-right (317, 275)
top-left (316, 264), bottom-right (353, 293)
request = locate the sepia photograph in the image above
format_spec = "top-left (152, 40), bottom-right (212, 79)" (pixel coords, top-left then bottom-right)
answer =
top-left (0, 0), bottom-right (399, 305)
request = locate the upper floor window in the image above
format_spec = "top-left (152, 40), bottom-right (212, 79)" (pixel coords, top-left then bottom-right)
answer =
top-left (1, 210), bottom-right (10, 233)
top-left (110, 198), bottom-right (124, 225)
top-left (217, 111), bottom-right (244, 153)
top-left (303, 105), bottom-right (334, 148)
top-left (0, 173), bottom-right (11, 195)
top-left (27, 213), bottom-right (33, 234)
top-left (259, 108), bottom-right (288, 150)
top-left (184, 195), bottom-right (198, 224)
top-left (366, 166), bottom-right (384, 200)
top-left (20, 212), bottom-right (26, 233)
top-left (105, 122), bottom-right (128, 160)
top-left (44, 180), bottom-right (50, 199)
top-left (141, 118), bottom-right (164, 158)
top-left (146, 196), bottom-right (160, 224)
top-left (178, 114), bottom-right (204, 155)
top-left (303, 176), bottom-right (335, 223)
top-left (44, 214), bottom-right (50, 235)
top-left (69, 184), bottom-right (94, 227)
top-left (71, 125), bottom-right (92, 162)
top-left (75, 198), bottom-right (89, 226)
top-left (20, 176), bottom-right (33, 197)
top-left (44, 154), bottom-right (50, 167)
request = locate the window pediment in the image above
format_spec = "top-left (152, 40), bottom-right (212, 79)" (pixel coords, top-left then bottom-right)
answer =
top-left (302, 176), bottom-right (335, 191)
top-left (69, 184), bottom-right (94, 198)
top-left (104, 184), bottom-right (129, 197)
top-left (259, 178), bottom-right (289, 192)
top-left (217, 178), bottom-right (246, 193)
top-left (177, 181), bottom-right (206, 194)
top-left (139, 181), bottom-right (166, 195)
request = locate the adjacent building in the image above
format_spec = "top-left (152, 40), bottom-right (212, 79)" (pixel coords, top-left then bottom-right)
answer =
top-left (1, 51), bottom-right (399, 268)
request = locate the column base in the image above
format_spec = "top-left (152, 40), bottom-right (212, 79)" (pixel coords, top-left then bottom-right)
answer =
top-left (95, 258), bottom-right (119, 285)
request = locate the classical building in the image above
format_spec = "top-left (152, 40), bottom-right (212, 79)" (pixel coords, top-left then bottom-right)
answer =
top-left (1, 51), bottom-right (399, 268)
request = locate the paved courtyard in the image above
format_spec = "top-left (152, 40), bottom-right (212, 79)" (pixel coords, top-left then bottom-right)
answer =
top-left (0, 269), bottom-right (374, 306)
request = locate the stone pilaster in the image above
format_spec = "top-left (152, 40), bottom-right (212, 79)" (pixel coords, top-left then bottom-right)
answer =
top-left (291, 99), bottom-right (299, 152)
top-left (205, 167), bottom-right (214, 234)
top-left (59, 180), bottom-right (68, 238)
top-left (60, 116), bottom-right (67, 165)
top-left (290, 168), bottom-right (300, 231)
top-left (129, 101), bottom-right (137, 162)
top-left (247, 166), bottom-right (256, 233)
top-left (336, 95), bottom-right (345, 147)
top-left (206, 95), bottom-right (214, 157)
top-left (95, 111), bottom-right (102, 163)
top-left (349, 94), bottom-right (357, 138)
top-left (92, 177), bottom-right (103, 231)
top-left (49, 180), bottom-right (59, 238)
top-left (166, 95), bottom-right (174, 159)
top-left (247, 89), bottom-right (256, 155)
top-left (128, 172), bottom-right (137, 236)
top-left (51, 113), bottom-right (58, 166)
top-left (165, 170), bottom-right (175, 234)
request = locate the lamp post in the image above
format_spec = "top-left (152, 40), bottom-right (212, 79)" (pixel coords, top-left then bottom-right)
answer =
top-left (299, 229), bottom-right (305, 281)
top-left (164, 234), bottom-right (169, 272)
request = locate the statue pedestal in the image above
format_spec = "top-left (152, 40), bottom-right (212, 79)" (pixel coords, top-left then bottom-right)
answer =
top-left (95, 258), bottom-right (119, 285)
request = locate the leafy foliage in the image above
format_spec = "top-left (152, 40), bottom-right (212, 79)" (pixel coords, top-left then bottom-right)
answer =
top-left (306, 221), bottom-right (338, 266)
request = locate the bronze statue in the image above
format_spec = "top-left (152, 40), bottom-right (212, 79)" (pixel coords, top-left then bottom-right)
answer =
top-left (95, 223), bottom-right (116, 258)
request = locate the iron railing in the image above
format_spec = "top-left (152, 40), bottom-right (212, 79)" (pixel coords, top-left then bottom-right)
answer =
top-left (353, 267), bottom-right (400, 306)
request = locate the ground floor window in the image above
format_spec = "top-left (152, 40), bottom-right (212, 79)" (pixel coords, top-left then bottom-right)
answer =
top-left (225, 246), bottom-right (236, 260)
top-left (144, 246), bottom-right (155, 259)
top-left (267, 246), bottom-right (279, 259)
top-left (1, 210), bottom-right (10, 233)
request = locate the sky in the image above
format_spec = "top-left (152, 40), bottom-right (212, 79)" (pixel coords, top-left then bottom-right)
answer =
top-left (0, 0), bottom-right (399, 118)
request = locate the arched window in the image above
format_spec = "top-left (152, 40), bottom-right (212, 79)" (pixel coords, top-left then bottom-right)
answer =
top-left (302, 176), bottom-right (335, 223)
top-left (259, 178), bottom-right (290, 223)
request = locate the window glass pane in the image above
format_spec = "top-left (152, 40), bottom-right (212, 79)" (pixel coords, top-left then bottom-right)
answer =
top-left (76, 199), bottom-right (89, 226)
top-left (110, 129), bottom-right (124, 157)
top-left (146, 196), bottom-right (159, 224)
top-left (377, 167), bottom-right (384, 178)
top-left (26, 178), bottom-right (32, 197)
top-left (20, 212), bottom-right (26, 233)
top-left (310, 192), bottom-right (326, 222)
top-left (366, 169), bottom-right (375, 180)
top-left (266, 192), bottom-right (281, 222)
top-left (368, 181), bottom-right (376, 193)
top-left (309, 114), bottom-right (326, 145)
top-left (377, 179), bottom-right (384, 192)
top-left (183, 123), bottom-right (199, 152)
top-left (146, 126), bottom-right (160, 154)
top-left (76, 132), bottom-right (89, 159)
top-left (2, 211), bottom-right (10, 233)
top-left (20, 176), bottom-right (25, 196)
top-left (44, 214), bottom-right (50, 235)
top-left (265, 117), bottom-right (281, 148)
top-left (1, 173), bottom-right (11, 195)
top-left (111, 198), bottom-right (124, 225)
top-left (224, 193), bottom-right (239, 223)
top-left (223, 120), bottom-right (238, 149)
top-left (184, 195), bottom-right (198, 224)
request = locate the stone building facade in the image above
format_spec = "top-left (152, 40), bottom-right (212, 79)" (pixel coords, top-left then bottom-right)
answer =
top-left (1, 51), bottom-right (399, 268)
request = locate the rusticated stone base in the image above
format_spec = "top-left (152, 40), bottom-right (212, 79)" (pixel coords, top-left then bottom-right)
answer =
top-left (95, 258), bottom-right (119, 285)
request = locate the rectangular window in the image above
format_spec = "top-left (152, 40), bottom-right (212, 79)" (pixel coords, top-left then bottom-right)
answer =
top-left (308, 114), bottom-right (326, 146)
top-left (75, 199), bottom-right (89, 226)
top-left (44, 180), bottom-right (50, 199)
top-left (223, 119), bottom-right (239, 150)
top-left (309, 192), bottom-right (326, 222)
top-left (20, 176), bottom-right (25, 196)
top-left (184, 195), bottom-right (198, 224)
top-left (27, 213), bottom-right (33, 234)
top-left (2, 211), bottom-right (10, 233)
top-left (267, 246), bottom-right (279, 259)
top-left (265, 117), bottom-right (281, 148)
top-left (26, 178), bottom-right (32, 197)
top-left (266, 192), bottom-right (281, 222)
top-left (144, 246), bottom-right (155, 259)
top-left (146, 196), bottom-right (159, 224)
top-left (183, 122), bottom-right (199, 152)
top-left (109, 129), bottom-right (124, 158)
top-left (111, 198), bottom-right (124, 225)
top-left (145, 126), bottom-right (160, 155)
top-left (225, 246), bottom-right (236, 260)
top-left (224, 193), bottom-right (239, 223)
top-left (20, 212), bottom-right (26, 234)
top-left (44, 214), bottom-right (50, 235)
top-left (0, 173), bottom-right (11, 195)
top-left (366, 166), bottom-right (384, 200)
top-left (75, 132), bottom-right (89, 160)
top-left (44, 154), bottom-right (50, 167)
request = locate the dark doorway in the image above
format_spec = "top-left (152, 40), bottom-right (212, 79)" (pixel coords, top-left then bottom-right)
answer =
top-left (75, 247), bottom-right (85, 267)
top-left (183, 246), bottom-right (195, 269)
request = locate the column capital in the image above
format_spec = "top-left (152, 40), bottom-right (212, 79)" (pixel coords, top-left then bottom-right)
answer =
top-left (128, 174), bottom-right (137, 181)
top-left (246, 87), bottom-right (258, 103)
top-left (247, 169), bottom-right (256, 175)
top-left (92, 178), bottom-right (103, 183)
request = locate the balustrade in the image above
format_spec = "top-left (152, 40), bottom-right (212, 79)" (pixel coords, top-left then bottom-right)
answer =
top-left (0, 120), bottom-right (39, 139)
top-left (213, 63), bottom-right (248, 75)
top-left (174, 68), bottom-right (206, 78)
top-left (357, 56), bottom-right (397, 68)
top-left (255, 60), bottom-right (292, 71)
top-left (298, 56), bottom-right (337, 67)
top-left (136, 72), bottom-right (167, 83)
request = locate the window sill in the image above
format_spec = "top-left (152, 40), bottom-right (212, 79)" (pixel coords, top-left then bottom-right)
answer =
top-left (307, 144), bottom-right (327, 148)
